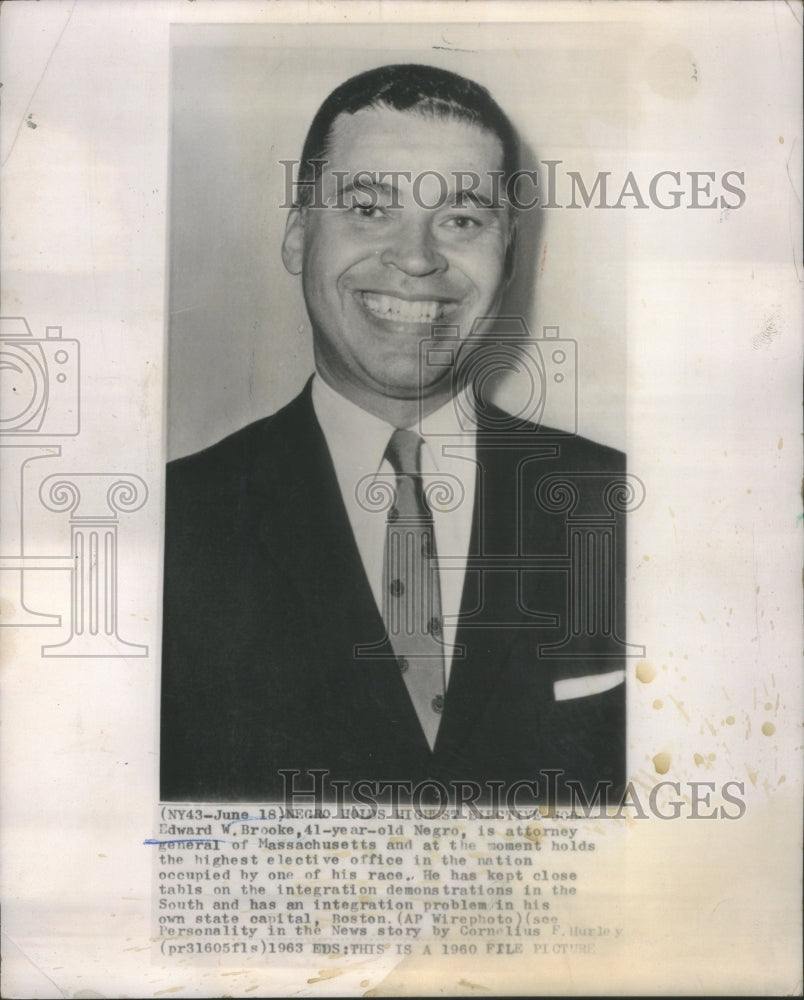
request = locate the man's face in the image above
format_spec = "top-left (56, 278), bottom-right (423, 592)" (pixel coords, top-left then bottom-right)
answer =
top-left (282, 106), bottom-right (512, 420)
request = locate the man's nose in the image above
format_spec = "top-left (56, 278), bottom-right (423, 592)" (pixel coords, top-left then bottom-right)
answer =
top-left (380, 218), bottom-right (448, 277)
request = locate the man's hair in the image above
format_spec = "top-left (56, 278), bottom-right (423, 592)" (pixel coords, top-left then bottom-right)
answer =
top-left (295, 63), bottom-right (520, 207)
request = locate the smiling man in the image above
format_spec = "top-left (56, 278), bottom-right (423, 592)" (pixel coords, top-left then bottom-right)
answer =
top-left (282, 103), bottom-right (511, 426)
top-left (161, 64), bottom-right (627, 806)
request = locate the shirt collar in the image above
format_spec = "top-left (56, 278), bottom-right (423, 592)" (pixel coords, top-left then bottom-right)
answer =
top-left (312, 374), bottom-right (473, 476)
top-left (312, 375), bottom-right (393, 481)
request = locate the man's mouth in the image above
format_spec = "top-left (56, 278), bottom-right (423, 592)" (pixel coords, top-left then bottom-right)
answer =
top-left (358, 291), bottom-right (455, 325)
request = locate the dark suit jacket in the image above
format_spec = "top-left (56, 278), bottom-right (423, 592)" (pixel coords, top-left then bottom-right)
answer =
top-left (161, 381), bottom-right (627, 803)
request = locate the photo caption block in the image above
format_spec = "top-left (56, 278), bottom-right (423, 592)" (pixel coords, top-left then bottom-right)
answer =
top-left (151, 805), bottom-right (624, 968)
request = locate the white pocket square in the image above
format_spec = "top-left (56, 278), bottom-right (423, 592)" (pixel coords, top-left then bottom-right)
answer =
top-left (553, 670), bottom-right (625, 702)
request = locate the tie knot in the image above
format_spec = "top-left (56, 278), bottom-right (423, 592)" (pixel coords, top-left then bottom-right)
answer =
top-left (385, 428), bottom-right (423, 477)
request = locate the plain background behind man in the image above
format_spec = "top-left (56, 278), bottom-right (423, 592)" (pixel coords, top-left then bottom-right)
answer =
top-left (167, 38), bottom-right (626, 461)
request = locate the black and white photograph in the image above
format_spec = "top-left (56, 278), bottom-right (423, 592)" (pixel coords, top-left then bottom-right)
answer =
top-left (161, 43), bottom-right (633, 806)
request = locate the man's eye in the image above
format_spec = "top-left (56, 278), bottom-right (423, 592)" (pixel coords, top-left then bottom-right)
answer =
top-left (351, 203), bottom-right (385, 219)
top-left (442, 214), bottom-right (483, 231)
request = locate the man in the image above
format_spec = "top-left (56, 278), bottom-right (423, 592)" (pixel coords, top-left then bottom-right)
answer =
top-left (161, 64), bottom-right (627, 804)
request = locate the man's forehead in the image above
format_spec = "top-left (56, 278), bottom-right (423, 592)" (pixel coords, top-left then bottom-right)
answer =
top-left (326, 105), bottom-right (504, 178)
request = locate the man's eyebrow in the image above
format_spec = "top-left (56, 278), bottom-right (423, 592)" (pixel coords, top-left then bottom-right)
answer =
top-left (450, 188), bottom-right (503, 209)
top-left (338, 177), bottom-right (401, 197)
top-left (332, 174), bottom-right (506, 208)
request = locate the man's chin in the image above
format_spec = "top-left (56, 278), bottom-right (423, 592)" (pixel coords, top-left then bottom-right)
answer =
top-left (373, 367), bottom-right (455, 404)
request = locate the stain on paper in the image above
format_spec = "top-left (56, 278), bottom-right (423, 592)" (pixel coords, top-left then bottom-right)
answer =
top-left (636, 661), bottom-right (656, 684)
top-left (644, 44), bottom-right (700, 100)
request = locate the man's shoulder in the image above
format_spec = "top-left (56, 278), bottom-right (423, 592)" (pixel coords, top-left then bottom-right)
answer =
top-left (166, 384), bottom-right (313, 493)
top-left (480, 402), bottom-right (625, 470)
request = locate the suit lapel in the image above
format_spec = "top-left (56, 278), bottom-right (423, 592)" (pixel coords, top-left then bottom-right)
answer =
top-left (435, 428), bottom-right (561, 756)
top-left (245, 386), bottom-right (563, 770)
top-left (434, 435), bottom-right (512, 753)
top-left (249, 384), bottom-right (430, 757)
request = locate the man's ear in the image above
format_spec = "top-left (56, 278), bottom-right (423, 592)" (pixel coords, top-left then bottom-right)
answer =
top-left (281, 208), bottom-right (305, 275)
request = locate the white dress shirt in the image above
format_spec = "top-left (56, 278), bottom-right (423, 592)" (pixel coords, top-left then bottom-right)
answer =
top-left (312, 374), bottom-right (476, 683)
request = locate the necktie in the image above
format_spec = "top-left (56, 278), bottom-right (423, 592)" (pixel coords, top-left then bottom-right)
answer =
top-left (383, 429), bottom-right (445, 751)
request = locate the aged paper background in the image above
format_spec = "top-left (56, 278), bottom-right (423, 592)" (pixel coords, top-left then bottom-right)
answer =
top-left (1, 1), bottom-right (801, 996)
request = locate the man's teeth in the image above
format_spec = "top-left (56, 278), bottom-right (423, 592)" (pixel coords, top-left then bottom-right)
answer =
top-left (360, 292), bottom-right (448, 323)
